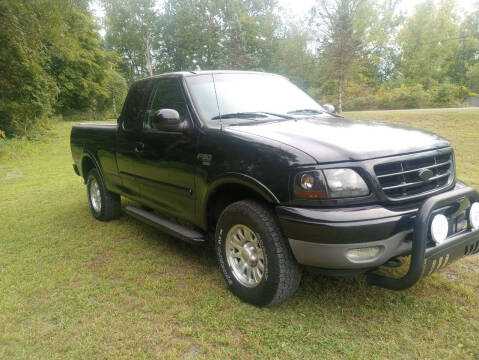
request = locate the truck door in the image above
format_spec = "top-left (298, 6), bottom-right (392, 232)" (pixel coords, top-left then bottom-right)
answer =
top-left (116, 79), bottom-right (155, 201)
top-left (136, 77), bottom-right (198, 222)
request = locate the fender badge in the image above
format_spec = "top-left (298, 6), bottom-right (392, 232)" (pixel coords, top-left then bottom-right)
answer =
top-left (197, 153), bottom-right (212, 166)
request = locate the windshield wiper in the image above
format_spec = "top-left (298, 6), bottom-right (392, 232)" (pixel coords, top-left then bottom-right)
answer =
top-left (287, 109), bottom-right (325, 115)
top-left (211, 112), bottom-right (267, 120)
top-left (211, 111), bottom-right (293, 120)
top-left (259, 111), bottom-right (294, 119)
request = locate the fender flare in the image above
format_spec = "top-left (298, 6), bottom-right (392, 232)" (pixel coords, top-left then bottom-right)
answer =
top-left (80, 150), bottom-right (105, 185)
top-left (200, 172), bottom-right (280, 228)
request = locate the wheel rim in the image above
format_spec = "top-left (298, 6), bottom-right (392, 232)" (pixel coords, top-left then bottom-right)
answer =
top-left (225, 224), bottom-right (265, 288)
top-left (89, 178), bottom-right (101, 213)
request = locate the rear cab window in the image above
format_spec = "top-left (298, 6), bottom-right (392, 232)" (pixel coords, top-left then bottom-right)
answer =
top-left (120, 79), bottom-right (156, 131)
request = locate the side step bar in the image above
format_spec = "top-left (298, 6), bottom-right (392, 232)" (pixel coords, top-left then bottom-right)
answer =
top-left (123, 206), bottom-right (206, 244)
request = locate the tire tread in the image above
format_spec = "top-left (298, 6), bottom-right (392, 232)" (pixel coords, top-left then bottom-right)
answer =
top-left (217, 200), bottom-right (302, 306)
top-left (87, 168), bottom-right (121, 221)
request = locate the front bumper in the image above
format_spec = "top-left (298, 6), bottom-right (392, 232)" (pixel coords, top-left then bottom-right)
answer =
top-left (277, 184), bottom-right (479, 288)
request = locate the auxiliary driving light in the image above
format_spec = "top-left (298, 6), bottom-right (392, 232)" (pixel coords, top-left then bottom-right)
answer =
top-left (470, 202), bottom-right (479, 230)
top-left (346, 246), bottom-right (382, 262)
top-left (431, 214), bottom-right (449, 244)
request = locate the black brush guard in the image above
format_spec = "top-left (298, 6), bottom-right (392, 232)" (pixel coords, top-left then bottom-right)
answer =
top-left (367, 186), bottom-right (479, 290)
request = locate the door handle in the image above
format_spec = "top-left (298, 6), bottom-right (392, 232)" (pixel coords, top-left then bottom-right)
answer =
top-left (134, 141), bottom-right (145, 153)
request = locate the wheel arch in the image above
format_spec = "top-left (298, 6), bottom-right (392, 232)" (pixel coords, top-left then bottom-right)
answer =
top-left (80, 151), bottom-right (104, 184)
top-left (202, 173), bottom-right (280, 231)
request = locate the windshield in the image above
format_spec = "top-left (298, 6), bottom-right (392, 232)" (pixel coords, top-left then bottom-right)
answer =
top-left (185, 73), bottom-right (325, 123)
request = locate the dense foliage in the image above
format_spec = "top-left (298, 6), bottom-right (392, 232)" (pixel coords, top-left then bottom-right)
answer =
top-left (98, 0), bottom-right (479, 112)
top-left (1, 0), bottom-right (479, 137)
top-left (0, 0), bottom-right (121, 137)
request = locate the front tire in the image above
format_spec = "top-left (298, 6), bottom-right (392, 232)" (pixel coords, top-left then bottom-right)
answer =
top-left (215, 200), bottom-right (302, 306)
top-left (86, 168), bottom-right (121, 221)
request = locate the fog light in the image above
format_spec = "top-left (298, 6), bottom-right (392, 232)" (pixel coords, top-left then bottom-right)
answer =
top-left (346, 246), bottom-right (382, 262)
top-left (431, 214), bottom-right (449, 244)
top-left (470, 202), bottom-right (479, 230)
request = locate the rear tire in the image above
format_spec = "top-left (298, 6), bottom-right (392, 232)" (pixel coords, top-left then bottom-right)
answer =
top-left (215, 200), bottom-right (302, 306)
top-left (86, 168), bottom-right (121, 221)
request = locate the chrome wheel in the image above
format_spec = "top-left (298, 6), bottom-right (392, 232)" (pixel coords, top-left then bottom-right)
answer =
top-left (89, 178), bottom-right (101, 213)
top-left (225, 224), bottom-right (265, 288)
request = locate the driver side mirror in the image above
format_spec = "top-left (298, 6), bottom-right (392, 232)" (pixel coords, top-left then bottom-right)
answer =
top-left (151, 109), bottom-right (183, 131)
top-left (323, 104), bottom-right (336, 114)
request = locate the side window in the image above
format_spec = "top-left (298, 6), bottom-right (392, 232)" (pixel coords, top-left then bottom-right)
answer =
top-left (120, 80), bottom-right (155, 131)
top-left (146, 78), bottom-right (187, 128)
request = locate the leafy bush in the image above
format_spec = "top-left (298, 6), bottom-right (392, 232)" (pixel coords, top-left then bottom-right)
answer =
top-left (315, 82), bottom-right (468, 111)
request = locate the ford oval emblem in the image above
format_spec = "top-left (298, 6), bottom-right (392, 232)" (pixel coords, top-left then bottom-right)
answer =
top-left (418, 168), bottom-right (434, 181)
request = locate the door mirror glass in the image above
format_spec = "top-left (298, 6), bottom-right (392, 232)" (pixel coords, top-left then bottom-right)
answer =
top-left (151, 109), bottom-right (181, 130)
top-left (323, 104), bottom-right (336, 114)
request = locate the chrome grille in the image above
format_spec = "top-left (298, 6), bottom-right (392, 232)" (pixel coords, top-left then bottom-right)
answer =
top-left (374, 151), bottom-right (454, 200)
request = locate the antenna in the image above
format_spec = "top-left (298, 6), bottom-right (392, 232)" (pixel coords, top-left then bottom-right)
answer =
top-left (211, 73), bottom-right (222, 130)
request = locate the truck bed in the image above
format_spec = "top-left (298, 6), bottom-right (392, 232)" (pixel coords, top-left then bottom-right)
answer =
top-left (70, 123), bottom-right (118, 181)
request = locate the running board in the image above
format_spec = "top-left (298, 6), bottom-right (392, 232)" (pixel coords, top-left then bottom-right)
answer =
top-left (123, 206), bottom-right (206, 244)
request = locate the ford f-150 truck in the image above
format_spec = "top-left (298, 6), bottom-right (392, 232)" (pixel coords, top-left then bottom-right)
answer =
top-left (71, 71), bottom-right (479, 306)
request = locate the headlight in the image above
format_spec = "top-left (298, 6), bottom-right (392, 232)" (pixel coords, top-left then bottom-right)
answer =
top-left (300, 173), bottom-right (315, 190)
top-left (323, 169), bottom-right (369, 198)
top-left (294, 169), bottom-right (369, 199)
top-left (294, 171), bottom-right (328, 199)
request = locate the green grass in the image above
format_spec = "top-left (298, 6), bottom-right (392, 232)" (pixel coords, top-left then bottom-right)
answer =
top-left (1, 109), bottom-right (478, 359)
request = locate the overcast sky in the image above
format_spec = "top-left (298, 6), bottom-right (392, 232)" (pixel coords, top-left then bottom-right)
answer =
top-left (92, 0), bottom-right (476, 20)
top-left (277, 0), bottom-right (475, 19)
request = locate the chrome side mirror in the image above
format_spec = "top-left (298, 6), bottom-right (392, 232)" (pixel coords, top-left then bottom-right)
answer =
top-left (323, 104), bottom-right (336, 114)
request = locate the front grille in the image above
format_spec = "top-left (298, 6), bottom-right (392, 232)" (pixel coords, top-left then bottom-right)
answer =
top-left (374, 151), bottom-right (454, 200)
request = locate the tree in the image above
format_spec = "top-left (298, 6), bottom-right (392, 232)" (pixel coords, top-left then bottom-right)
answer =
top-left (0, 0), bottom-right (121, 137)
top-left (49, 4), bottom-right (111, 113)
top-left (269, 26), bottom-right (317, 90)
top-left (102, 0), bottom-right (158, 82)
top-left (159, 0), bottom-right (279, 71)
top-left (359, 0), bottom-right (403, 87)
top-left (0, 0), bottom-right (60, 136)
top-left (447, 3), bottom-right (479, 86)
top-left (311, 0), bottom-right (371, 112)
top-left (106, 68), bottom-right (128, 117)
top-left (220, 0), bottom-right (278, 70)
top-left (160, 0), bottom-right (223, 70)
top-left (396, 0), bottom-right (460, 88)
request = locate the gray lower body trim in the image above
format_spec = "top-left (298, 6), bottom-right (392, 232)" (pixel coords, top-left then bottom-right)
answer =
top-left (289, 230), bottom-right (412, 269)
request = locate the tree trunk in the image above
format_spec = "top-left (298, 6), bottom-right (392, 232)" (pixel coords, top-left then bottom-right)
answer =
top-left (24, 115), bottom-right (28, 137)
top-left (145, 37), bottom-right (153, 77)
top-left (112, 94), bottom-right (117, 118)
top-left (337, 79), bottom-right (343, 113)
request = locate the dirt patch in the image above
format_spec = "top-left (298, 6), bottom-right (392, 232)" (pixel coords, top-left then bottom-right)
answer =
top-left (444, 271), bottom-right (459, 281)
top-left (3, 172), bottom-right (24, 180)
top-left (184, 344), bottom-right (201, 359)
top-left (85, 253), bottom-right (109, 269)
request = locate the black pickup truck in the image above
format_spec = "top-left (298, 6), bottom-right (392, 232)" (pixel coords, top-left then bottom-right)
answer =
top-left (71, 71), bottom-right (479, 306)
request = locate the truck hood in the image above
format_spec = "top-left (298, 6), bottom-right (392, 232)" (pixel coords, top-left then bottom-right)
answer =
top-left (226, 116), bottom-right (450, 163)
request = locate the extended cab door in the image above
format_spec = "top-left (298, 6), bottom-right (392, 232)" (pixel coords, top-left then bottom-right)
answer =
top-left (136, 77), bottom-right (198, 221)
top-left (116, 79), bottom-right (156, 201)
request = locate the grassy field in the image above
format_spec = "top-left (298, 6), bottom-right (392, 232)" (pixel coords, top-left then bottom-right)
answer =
top-left (1, 109), bottom-right (478, 359)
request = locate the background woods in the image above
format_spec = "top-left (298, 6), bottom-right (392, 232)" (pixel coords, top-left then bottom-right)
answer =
top-left (1, 0), bottom-right (479, 137)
